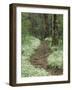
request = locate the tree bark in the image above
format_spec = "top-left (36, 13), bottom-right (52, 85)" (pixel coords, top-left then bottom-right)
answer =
top-left (52, 14), bottom-right (59, 46)
top-left (43, 14), bottom-right (49, 38)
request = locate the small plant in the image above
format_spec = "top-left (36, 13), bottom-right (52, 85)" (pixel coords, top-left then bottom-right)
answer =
top-left (47, 49), bottom-right (63, 69)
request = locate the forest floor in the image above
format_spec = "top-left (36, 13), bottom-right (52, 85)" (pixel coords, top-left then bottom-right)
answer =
top-left (30, 40), bottom-right (63, 76)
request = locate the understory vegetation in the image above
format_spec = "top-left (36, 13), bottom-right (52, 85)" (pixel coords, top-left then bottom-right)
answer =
top-left (47, 48), bottom-right (63, 69)
top-left (21, 35), bottom-right (48, 77)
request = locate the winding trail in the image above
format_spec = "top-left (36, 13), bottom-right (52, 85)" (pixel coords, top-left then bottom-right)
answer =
top-left (30, 40), bottom-right (63, 75)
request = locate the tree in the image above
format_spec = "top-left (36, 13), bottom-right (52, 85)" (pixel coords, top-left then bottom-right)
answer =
top-left (43, 14), bottom-right (49, 39)
top-left (52, 14), bottom-right (59, 46)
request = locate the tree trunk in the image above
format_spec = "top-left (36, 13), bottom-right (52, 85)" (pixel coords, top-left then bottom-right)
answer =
top-left (52, 14), bottom-right (59, 46)
top-left (43, 14), bottom-right (49, 39)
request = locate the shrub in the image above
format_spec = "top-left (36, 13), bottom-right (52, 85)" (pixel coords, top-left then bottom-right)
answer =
top-left (22, 35), bottom-right (40, 60)
top-left (47, 49), bottom-right (63, 69)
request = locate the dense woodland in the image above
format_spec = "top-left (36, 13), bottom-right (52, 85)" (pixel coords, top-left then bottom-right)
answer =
top-left (21, 12), bottom-right (63, 77)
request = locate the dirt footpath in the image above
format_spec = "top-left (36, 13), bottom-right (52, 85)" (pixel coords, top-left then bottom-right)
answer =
top-left (30, 40), bottom-right (63, 75)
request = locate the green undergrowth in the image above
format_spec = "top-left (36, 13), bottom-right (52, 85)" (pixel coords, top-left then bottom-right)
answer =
top-left (45, 37), bottom-right (63, 69)
top-left (47, 49), bottom-right (63, 69)
top-left (21, 56), bottom-right (48, 77)
top-left (21, 35), bottom-right (48, 77)
top-left (22, 35), bottom-right (40, 57)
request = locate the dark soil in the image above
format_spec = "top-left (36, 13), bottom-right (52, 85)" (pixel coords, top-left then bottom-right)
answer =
top-left (30, 40), bottom-right (63, 75)
top-left (47, 68), bottom-right (63, 75)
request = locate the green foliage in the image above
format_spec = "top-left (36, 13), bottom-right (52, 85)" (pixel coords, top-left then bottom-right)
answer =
top-left (21, 35), bottom-right (48, 77)
top-left (44, 37), bottom-right (52, 47)
top-left (22, 35), bottom-right (40, 57)
top-left (21, 13), bottom-right (63, 41)
top-left (44, 37), bottom-right (63, 69)
top-left (21, 57), bottom-right (48, 77)
top-left (47, 49), bottom-right (63, 69)
top-left (21, 13), bottom-right (32, 39)
top-left (44, 37), bottom-right (63, 50)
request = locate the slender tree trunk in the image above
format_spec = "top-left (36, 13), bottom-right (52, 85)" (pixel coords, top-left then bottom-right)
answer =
top-left (52, 14), bottom-right (59, 46)
top-left (43, 14), bottom-right (49, 39)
